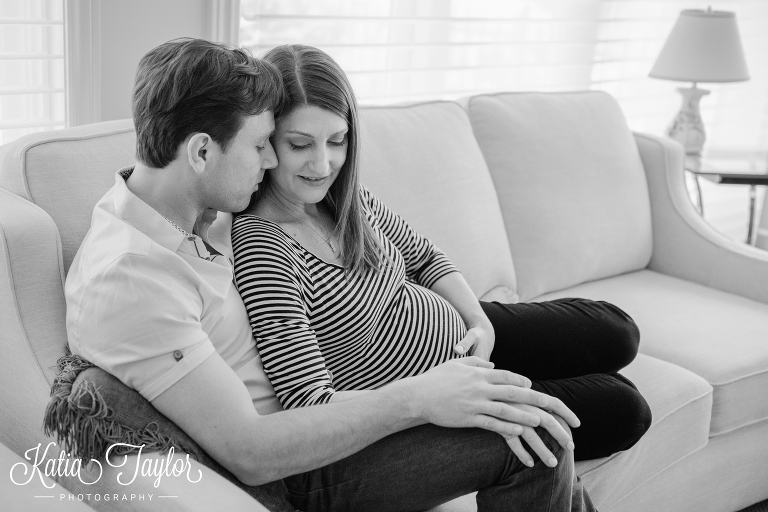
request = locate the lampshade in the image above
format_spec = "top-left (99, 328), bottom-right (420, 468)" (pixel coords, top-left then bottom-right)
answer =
top-left (649, 9), bottom-right (749, 83)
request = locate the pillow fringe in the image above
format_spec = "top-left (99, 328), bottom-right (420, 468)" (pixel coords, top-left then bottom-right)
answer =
top-left (43, 352), bottom-right (181, 464)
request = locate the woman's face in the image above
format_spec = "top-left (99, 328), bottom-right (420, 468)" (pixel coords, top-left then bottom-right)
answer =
top-left (269, 104), bottom-right (349, 207)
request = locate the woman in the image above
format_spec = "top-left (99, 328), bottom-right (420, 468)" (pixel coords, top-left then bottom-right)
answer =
top-left (232, 44), bottom-right (651, 463)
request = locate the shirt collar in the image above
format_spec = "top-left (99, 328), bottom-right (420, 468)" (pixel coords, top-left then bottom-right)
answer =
top-left (111, 167), bottom-right (233, 262)
top-left (112, 167), bottom-right (188, 252)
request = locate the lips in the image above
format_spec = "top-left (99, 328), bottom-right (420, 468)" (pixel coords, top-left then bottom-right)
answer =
top-left (299, 176), bottom-right (329, 187)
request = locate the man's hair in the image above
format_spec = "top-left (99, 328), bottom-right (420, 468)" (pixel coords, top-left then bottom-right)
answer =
top-left (133, 38), bottom-right (285, 168)
top-left (257, 44), bottom-right (387, 274)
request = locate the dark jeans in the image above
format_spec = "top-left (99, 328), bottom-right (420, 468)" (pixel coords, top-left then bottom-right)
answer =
top-left (66, 297), bottom-right (643, 511)
top-left (283, 298), bottom-right (647, 511)
top-left (285, 424), bottom-right (594, 512)
top-left (481, 298), bottom-right (652, 461)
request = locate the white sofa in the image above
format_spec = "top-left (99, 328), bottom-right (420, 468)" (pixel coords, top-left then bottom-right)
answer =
top-left (1, 91), bottom-right (767, 512)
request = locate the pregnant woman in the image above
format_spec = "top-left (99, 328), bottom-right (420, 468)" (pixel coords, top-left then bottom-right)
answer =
top-left (232, 44), bottom-right (651, 465)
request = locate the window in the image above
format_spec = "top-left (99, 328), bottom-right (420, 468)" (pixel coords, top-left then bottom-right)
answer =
top-left (240, 0), bottom-right (768, 154)
top-left (240, 0), bottom-right (768, 242)
top-left (0, 0), bottom-right (66, 145)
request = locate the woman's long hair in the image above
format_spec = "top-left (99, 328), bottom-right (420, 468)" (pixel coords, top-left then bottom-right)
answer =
top-left (258, 44), bottom-right (386, 273)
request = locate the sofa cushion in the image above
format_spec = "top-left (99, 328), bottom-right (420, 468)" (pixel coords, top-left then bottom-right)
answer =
top-left (0, 120), bottom-right (136, 274)
top-left (536, 269), bottom-right (768, 437)
top-left (429, 352), bottom-right (712, 512)
top-left (574, 353), bottom-right (712, 509)
top-left (359, 101), bottom-right (518, 301)
top-left (467, 91), bottom-right (652, 301)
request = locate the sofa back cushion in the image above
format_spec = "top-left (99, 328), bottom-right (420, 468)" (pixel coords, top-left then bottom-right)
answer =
top-left (467, 91), bottom-right (652, 301)
top-left (0, 120), bottom-right (137, 273)
top-left (359, 101), bottom-right (518, 302)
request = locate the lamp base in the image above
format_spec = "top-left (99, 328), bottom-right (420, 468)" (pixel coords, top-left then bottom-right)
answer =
top-left (666, 84), bottom-right (710, 156)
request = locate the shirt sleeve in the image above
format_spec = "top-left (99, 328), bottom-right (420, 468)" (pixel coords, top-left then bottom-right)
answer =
top-left (73, 254), bottom-right (215, 402)
top-left (232, 216), bottom-right (336, 409)
top-left (361, 186), bottom-right (460, 289)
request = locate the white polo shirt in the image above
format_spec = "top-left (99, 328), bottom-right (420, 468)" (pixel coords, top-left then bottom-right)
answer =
top-left (65, 168), bottom-right (282, 415)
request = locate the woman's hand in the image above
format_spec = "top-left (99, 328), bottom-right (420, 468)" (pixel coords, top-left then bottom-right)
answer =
top-left (454, 324), bottom-right (495, 361)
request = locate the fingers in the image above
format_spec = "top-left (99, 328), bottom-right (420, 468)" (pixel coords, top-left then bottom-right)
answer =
top-left (504, 435), bottom-right (534, 467)
top-left (517, 404), bottom-right (575, 452)
top-left (477, 401), bottom-right (542, 428)
top-left (520, 427), bottom-right (559, 467)
top-left (453, 356), bottom-right (494, 369)
top-left (474, 415), bottom-right (525, 438)
top-left (487, 385), bottom-right (552, 408)
top-left (483, 368), bottom-right (532, 389)
top-left (486, 383), bottom-right (580, 428)
top-left (537, 395), bottom-right (581, 428)
top-left (453, 330), bottom-right (478, 355)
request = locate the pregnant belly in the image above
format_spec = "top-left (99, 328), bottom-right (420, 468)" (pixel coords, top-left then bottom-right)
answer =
top-left (327, 283), bottom-right (468, 391)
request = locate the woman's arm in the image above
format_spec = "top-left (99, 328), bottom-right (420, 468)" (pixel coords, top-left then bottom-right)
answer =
top-left (232, 216), bottom-right (339, 408)
top-left (361, 186), bottom-right (459, 288)
top-left (430, 272), bottom-right (495, 361)
top-left (361, 187), bottom-right (495, 360)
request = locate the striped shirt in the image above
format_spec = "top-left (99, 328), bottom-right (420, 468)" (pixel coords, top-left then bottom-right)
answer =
top-left (232, 187), bottom-right (467, 409)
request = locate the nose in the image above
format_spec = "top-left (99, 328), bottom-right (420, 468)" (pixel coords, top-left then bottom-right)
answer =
top-left (262, 140), bottom-right (278, 170)
top-left (308, 147), bottom-right (330, 176)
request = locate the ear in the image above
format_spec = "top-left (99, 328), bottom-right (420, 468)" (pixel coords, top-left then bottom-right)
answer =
top-left (187, 133), bottom-right (211, 174)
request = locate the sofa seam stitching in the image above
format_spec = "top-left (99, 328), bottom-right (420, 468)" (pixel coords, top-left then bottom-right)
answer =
top-left (577, 388), bottom-right (712, 478)
top-left (709, 415), bottom-right (768, 438)
top-left (605, 437), bottom-right (710, 510)
top-left (17, 127), bottom-right (134, 205)
top-left (708, 366), bottom-right (768, 386)
top-left (0, 195), bottom-right (56, 388)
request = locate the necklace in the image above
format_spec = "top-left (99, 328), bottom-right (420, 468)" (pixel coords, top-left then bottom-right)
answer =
top-left (267, 193), bottom-right (337, 253)
top-left (161, 214), bottom-right (198, 241)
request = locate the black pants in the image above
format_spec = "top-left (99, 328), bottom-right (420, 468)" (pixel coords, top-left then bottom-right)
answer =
top-left (481, 298), bottom-right (652, 461)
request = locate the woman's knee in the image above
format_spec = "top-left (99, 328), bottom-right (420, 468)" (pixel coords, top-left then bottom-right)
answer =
top-left (594, 300), bottom-right (640, 371)
top-left (609, 374), bottom-right (652, 451)
top-left (569, 373), bottom-right (652, 460)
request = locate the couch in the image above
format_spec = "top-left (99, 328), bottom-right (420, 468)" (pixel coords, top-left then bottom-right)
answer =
top-left (2, 91), bottom-right (767, 512)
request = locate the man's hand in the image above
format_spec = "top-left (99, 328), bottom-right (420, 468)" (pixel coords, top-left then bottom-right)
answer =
top-left (453, 325), bottom-right (494, 361)
top-left (408, 358), bottom-right (577, 438)
top-left (503, 408), bottom-right (575, 468)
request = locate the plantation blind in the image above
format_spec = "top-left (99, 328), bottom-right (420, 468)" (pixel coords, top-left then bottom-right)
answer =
top-left (0, 0), bottom-right (65, 145)
top-left (240, 0), bottom-right (768, 154)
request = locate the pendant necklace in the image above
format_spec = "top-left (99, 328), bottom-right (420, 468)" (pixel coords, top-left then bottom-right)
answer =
top-left (267, 193), bottom-right (337, 253)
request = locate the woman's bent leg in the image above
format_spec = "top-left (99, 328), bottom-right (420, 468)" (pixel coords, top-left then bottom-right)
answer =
top-left (481, 298), bottom-right (640, 380)
top-left (284, 424), bottom-right (594, 512)
top-left (480, 299), bottom-right (650, 460)
top-left (532, 374), bottom-right (652, 461)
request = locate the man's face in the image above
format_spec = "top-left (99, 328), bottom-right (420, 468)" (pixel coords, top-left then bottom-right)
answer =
top-left (204, 111), bottom-right (277, 212)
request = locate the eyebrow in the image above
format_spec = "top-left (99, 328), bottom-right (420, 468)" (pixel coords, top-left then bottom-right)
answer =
top-left (286, 129), bottom-right (348, 138)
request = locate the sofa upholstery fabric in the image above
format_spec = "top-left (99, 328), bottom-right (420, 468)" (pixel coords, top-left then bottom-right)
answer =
top-left (2, 91), bottom-right (767, 512)
top-left (536, 269), bottom-right (768, 437)
top-left (0, 120), bottom-right (136, 273)
top-left (468, 92), bottom-right (653, 301)
top-left (359, 101), bottom-right (518, 302)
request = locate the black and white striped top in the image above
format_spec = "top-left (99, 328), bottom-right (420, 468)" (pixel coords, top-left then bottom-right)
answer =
top-left (232, 187), bottom-right (467, 409)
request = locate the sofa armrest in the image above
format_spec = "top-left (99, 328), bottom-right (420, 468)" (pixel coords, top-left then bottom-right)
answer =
top-left (0, 187), bottom-right (69, 454)
top-left (634, 132), bottom-right (768, 304)
top-left (3, 442), bottom-right (93, 511)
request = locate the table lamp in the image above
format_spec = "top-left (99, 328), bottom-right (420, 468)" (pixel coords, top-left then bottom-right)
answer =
top-left (649, 8), bottom-right (749, 156)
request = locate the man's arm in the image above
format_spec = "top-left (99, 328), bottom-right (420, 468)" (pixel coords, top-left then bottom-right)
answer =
top-left (152, 354), bottom-right (565, 486)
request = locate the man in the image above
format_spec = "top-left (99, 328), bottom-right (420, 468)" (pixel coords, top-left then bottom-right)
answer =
top-left (65, 38), bottom-right (593, 512)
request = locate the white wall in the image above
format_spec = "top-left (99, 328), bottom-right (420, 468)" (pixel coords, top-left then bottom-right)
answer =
top-left (99, 0), bottom-right (210, 122)
top-left (67, 0), bottom-right (214, 125)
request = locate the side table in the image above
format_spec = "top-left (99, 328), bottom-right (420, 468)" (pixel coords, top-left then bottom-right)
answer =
top-left (686, 167), bottom-right (768, 245)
